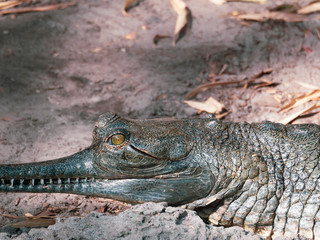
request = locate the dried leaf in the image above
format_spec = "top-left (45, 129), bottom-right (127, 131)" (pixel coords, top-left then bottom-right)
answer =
top-left (15, 198), bottom-right (20, 206)
top-left (10, 218), bottom-right (56, 228)
top-left (0, 0), bottom-right (26, 10)
top-left (279, 103), bottom-right (320, 125)
top-left (266, 88), bottom-right (277, 94)
top-left (170, 0), bottom-right (192, 45)
top-left (270, 4), bottom-right (299, 13)
top-left (210, 0), bottom-right (266, 4)
top-left (253, 80), bottom-right (277, 90)
top-left (279, 89), bottom-right (320, 112)
top-left (98, 207), bottom-right (105, 213)
top-left (184, 97), bottom-right (224, 114)
top-left (316, 28), bottom-right (320, 40)
top-left (273, 94), bottom-right (282, 103)
top-left (217, 64), bottom-right (228, 76)
top-left (1, 214), bottom-right (21, 219)
top-left (215, 111), bottom-right (229, 119)
top-left (0, 1), bottom-right (77, 15)
top-left (235, 11), bottom-right (306, 22)
top-left (42, 202), bottom-right (50, 208)
top-left (302, 45), bottom-right (313, 53)
top-left (0, 139), bottom-right (8, 145)
top-left (210, 0), bottom-right (226, 5)
top-left (125, 32), bottom-right (136, 40)
top-left (91, 47), bottom-right (102, 53)
top-left (229, 0), bottom-right (266, 2)
top-left (1, 117), bottom-right (11, 121)
top-left (4, 211), bottom-right (59, 228)
top-left (25, 213), bottom-right (34, 217)
top-left (122, 0), bottom-right (142, 15)
top-left (298, 1), bottom-right (320, 14)
top-left (235, 2), bottom-right (320, 22)
top-left (153, 35), bottom-right (171, 45)
top-left (295, 81), bottom-right (320, 90)
top-left (155, 93), bottom-right (168, 100)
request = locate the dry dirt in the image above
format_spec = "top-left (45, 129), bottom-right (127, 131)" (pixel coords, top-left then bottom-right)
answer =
top-left (0, 0), bottom-right (319, 238)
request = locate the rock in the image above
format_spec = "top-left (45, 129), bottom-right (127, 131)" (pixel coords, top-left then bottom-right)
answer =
top-left (0, 202), bottom-right (263, 240)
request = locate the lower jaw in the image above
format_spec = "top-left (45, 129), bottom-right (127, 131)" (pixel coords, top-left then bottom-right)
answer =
top-left (0, 178), bottom-right (110, 197)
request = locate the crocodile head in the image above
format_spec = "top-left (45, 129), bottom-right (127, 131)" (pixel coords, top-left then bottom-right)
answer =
top-left (0, 112), bottom-right (215, 205)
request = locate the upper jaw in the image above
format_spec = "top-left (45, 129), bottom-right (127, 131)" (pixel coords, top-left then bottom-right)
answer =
top-left (0, 146), bottom-right (107, 182)
top-left (0, 143), bottom-right (193, 188)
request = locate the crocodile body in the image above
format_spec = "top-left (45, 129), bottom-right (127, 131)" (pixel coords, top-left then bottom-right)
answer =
top-left (1, 112), bottom-right (320, 239)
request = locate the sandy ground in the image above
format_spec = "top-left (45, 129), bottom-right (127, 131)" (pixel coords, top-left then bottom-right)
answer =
top-left (0, 0), bottom-right (319, 237)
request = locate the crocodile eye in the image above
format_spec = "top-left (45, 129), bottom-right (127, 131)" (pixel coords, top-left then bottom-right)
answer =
top-left (111, 134), bottom-right (125, 145)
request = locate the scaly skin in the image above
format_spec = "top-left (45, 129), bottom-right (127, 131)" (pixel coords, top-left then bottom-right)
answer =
top-left (0, 112), bottom-right (320, 239)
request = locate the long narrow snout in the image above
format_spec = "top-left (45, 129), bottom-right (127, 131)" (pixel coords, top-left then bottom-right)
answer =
top-left (0, 146), bottom-right (108, 193)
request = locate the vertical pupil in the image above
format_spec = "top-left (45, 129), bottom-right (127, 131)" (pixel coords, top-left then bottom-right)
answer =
top-left (111, 134), bottom-right (125, 145)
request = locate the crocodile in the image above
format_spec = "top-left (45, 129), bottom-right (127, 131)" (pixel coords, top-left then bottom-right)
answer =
top-left (1, 112), bottom-right (320, 239)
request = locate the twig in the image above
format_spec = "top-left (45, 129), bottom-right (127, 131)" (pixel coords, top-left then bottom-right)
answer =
top-left (279, 89), bottom-right (320, 112)
top-left (316, 28), bottom-right (320, 40)
top-left (187, 68), bottom-right (272, 99)
top-left (279, 103), bottom-right (320, 125)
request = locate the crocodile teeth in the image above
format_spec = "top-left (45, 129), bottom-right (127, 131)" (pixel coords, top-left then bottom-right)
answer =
top-left (0, 177), bottom-right (99, 187)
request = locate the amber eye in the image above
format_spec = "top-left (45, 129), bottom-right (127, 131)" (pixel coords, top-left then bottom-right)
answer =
top-left (111, 134), bottom-right (125, 145)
